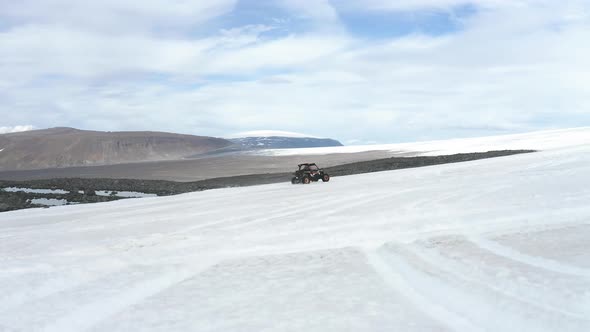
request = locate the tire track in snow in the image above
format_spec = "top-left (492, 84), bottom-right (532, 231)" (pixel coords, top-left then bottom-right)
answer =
top-left (220, 187), bottom-right (421, 231)
top-left (116, 184), bottom-right (353, 236)
top-left (393, 240), bottom-right (590, 329)
top-left (469, 235), bottom-right (590, 278)
top-left (364, 249), bottom-right (484, 332)
top-left (217, 192), bottom-right (377, 231)
top-left (0, 259), bottom-right (127, 314)
top-left (39, 262), bottom-right (216, 332)
top-left (0, 324), bottom-right (18, 332)
top-left (107, 194), bottom-right (345, 251)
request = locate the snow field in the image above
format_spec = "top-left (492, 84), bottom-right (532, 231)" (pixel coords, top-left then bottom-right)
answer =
top-left (0, 131), bottom-right (589, 331)
top-left (256, 127), bottom-right (590, 156)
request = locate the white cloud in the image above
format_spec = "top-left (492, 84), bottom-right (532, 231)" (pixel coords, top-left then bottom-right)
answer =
top-left (0, 125), bottom-right (34, 134)
top-left (1, 0), bottom-right (238, 33)
top-left (204, 35), bottom-right (351, 74)
top-left (0, 0), bottom-right (588, 143)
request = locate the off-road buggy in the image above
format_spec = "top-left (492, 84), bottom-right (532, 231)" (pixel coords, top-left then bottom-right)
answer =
top-left (291, 163), bottom-right (330, 184)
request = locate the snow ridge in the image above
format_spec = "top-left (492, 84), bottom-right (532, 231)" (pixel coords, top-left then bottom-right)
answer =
top-left (365, 250), bottom-right (484, 332)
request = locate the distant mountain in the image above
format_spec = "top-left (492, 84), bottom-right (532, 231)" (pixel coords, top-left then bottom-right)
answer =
top-left (229, 130), bottom-right (343, 150)
top-left (0, 127), bottom-right (233, 171)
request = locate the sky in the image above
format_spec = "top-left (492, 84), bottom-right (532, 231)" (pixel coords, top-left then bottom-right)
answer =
top-left (0, 0), bottom-right (589, 144)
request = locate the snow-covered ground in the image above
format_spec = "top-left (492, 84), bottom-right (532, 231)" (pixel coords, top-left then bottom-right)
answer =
top-left (2, 187), bottom-right (70, 195)
top-left (255, 127), bottom-right (590, 156)
top-left (94, 191), bottom-right (158, 198)
top-left (29, 198), bottom-right (70, 206)
top-left (0, 130), bottom-right (589, 331)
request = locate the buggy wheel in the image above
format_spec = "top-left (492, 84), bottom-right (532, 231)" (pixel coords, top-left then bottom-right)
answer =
top-left (322, 174), bottom-right (330, 182)
top-left (291, 177), bottom-right (299, 184)
top-left (302, 176), bottom-right (311, 184)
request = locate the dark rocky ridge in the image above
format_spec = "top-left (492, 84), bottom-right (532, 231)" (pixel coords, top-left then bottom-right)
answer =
top-left (323, 150), bottom-right (536, 176)
top-left (0, 150), bottom-right (534, 212)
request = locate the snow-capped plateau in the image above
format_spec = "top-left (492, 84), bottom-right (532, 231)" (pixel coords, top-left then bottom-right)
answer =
top-left (0, 129), bottom-right (589, 331)
top-left (228, 130), bottom-right (321, 139)
top-left (254, 127), bottom-right (590, 156)
top-left (230, 136), bottom-right (343, 150)
top-left (228, 130), bottom-right (343, 150)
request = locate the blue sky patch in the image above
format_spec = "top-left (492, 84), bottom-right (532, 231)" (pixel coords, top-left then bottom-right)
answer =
top-left (337, 4), bottom-right (478, 39)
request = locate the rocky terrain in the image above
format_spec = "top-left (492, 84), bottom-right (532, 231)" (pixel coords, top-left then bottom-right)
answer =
top-left (0, 150), bottom-right (534, 212)
top-left (0, 127), bottom-right (233, 171)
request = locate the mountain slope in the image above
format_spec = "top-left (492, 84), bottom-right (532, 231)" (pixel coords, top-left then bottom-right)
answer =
top-left (1, 131), bottom-right (589, 331)
top-left (0, 127), bottom-right (233, 171)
